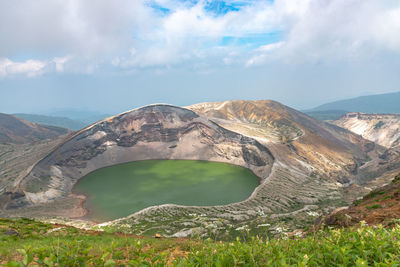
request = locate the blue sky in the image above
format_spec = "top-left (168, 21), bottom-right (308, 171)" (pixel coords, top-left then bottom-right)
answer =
top-left (0, 0), bottom-right (400, 114)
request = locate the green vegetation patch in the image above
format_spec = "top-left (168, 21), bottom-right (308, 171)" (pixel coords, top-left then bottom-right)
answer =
top-left (353, 199), bottom-right (362, 206)
top-left (1, 218), bottom-right (400, 266)
top-left (73, 160), bottom-right (259, 221)
top-left (365, 189), bottom-right (385, 199)
top-left (366, 204), bottom-right (382, 210)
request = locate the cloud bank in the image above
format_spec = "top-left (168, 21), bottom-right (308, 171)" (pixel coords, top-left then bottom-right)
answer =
top-left (0, 0), bottom-right (399, 77)
top-left (0, 57), bottom-right (69, 77)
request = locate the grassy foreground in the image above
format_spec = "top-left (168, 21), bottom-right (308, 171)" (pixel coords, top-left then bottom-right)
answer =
top-left (1, 218), bottom-right (399, 266)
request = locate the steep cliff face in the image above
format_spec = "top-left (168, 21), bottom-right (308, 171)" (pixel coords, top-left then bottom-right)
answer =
top-left (14, 105), bottom-right (273, 207)
top-left (332, 113), bottom-right (400, 149)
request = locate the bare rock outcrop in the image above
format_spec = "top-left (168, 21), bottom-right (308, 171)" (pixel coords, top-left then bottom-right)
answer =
top-left (333, 112), bottom-right (400, 149)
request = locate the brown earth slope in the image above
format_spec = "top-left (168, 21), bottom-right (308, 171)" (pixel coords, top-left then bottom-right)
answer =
top-left (0, 113), bottom-right (70, 144)
top-left (321, 173), bottom-right (400, 228)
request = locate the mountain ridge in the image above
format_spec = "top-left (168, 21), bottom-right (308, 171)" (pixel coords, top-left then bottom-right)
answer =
top-left (311, 91), bottom-right (400, 114)
top-left (13, 113), bottom-right (87, 131)
top-left (0, 113), bottom-right (71, 144)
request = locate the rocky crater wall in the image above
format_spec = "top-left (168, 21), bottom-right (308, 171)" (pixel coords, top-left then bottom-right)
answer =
top-left (13, 105), bottom-right (274, 208)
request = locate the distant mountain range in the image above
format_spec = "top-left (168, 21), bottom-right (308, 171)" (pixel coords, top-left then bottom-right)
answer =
top-left (304, 91), bottom-right (400, 121)
top-left (13, 111), bottom-right (111, 131)
top-left (304, 110), bottom-right (349, 121)
top-left (310, 91), bottom-right (400, 114)
top-left (0, 113), bottom-right (70, 144)
top-left (46, 110), bottom-right (111, 125)
top-left (14, 114), bottom-right (87, 131)
top-left (8, 91), bottom-right (400, 130)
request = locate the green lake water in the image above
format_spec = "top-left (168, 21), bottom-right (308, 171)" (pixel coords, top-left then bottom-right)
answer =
top-left (73, 160), bottom-right (259, 221)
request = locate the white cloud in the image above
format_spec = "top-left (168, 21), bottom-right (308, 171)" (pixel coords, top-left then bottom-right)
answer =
top-left (372, 7), bottom-right (400, 51)
top-left (0, 58), bottom-right (46, 77)
top-left (277, 0), bottom-right (400, 63)
top-left (129, 48), bottom-right (137, 56)
top-left (258, 42), bottom-right (285, 52)
top-left (0, 56), bottom-right (70, 78)
top-left (246, 42), bottom-right (285, 67)
top-left (0, 0), bottom-right (399, 73)
top-left (53, 56), bottom-right (70, 72)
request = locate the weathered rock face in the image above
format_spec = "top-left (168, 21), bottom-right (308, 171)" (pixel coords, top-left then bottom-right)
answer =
top-left (332, 113), bottom-right (400, 149)
top-left (14, 105), bottom-right (274, 207)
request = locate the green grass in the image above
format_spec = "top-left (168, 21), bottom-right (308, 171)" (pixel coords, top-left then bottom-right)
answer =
top-left (366, 204), bottom-right (382, 210)
top-left (73, 160), bottom-right (259, 221)
top-left (1, 218), bottom-right (400, 266)
top-left (377, 195), bottom-right (392, 202)
top-left (365, 190), bottom-right (385, 199)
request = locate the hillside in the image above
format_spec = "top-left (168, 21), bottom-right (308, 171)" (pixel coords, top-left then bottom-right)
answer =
top-left (1, 100), bottom-right (398, 239)
top-left (1, 217), bottom-right (399, 265)
top-left (311, 91), bottom-right (400, 114)
top-left (304, 110), bottom-right (349, 121)
top-left (14, 113), bottom-right (87, 131)
top-left (0, 138), bottom-right (68, 200)
top-left (188, 100), bottom-right (375, 178)
top-left (0, 113), bottom-right (70, 144)
top-left (322, 173), bottom-right (400, 228)
top-left (332, 113), bottom-right (400, 149)
top-left (47, 109), bottom-right (111, 125)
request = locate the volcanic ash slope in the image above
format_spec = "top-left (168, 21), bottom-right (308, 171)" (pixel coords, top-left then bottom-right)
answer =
top-left (332, 112), bottom-right (400, 149)
top-left (11, 104), bottom-right (274, 209)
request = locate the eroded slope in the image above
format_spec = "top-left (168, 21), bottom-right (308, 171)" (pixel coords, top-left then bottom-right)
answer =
top-left (332, 112), bottom-right (400, 149)
top-left (321, 173), bottom-right (400, 228)
top-left (188, 100), bottom-right (376, 180)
